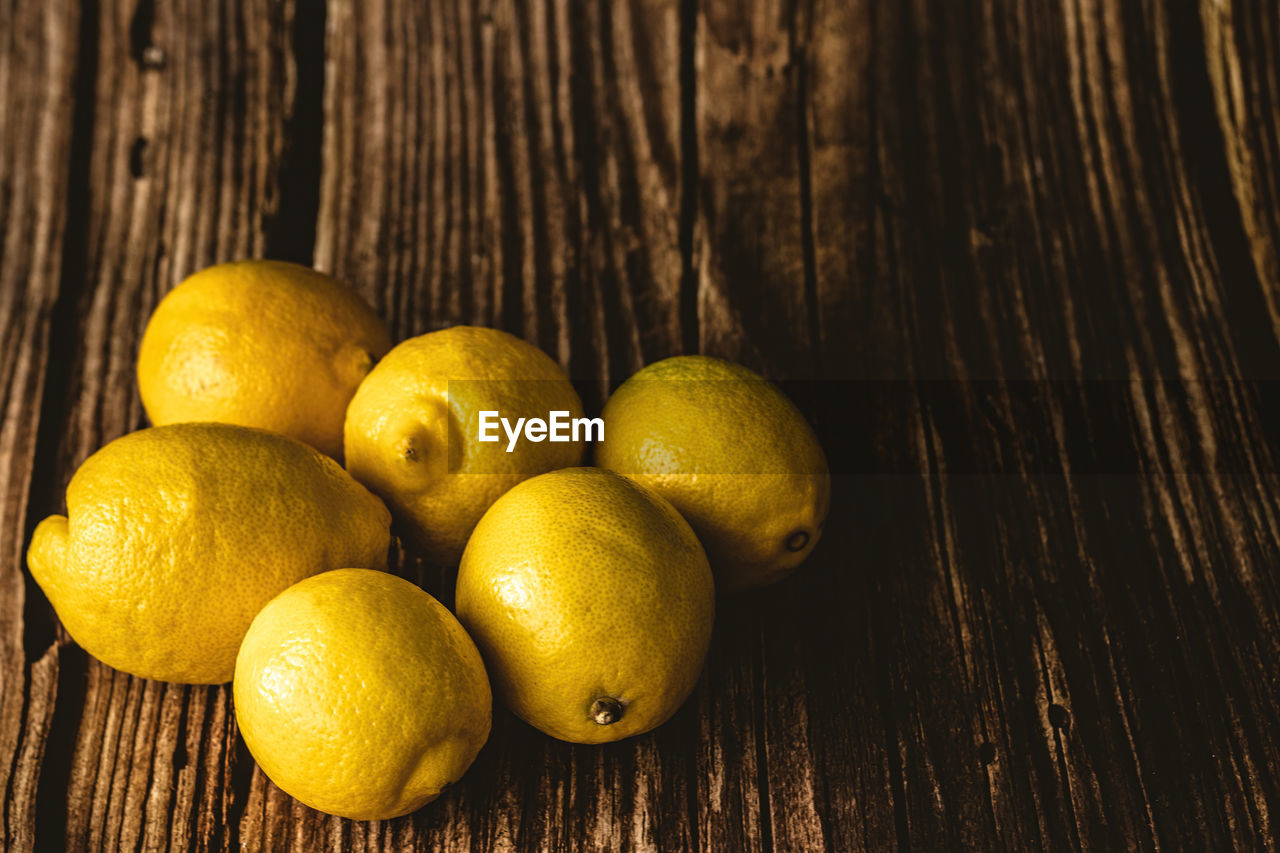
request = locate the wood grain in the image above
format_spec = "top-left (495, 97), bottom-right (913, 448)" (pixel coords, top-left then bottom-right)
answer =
top-left (1201, 0), bottom-right (1280, 343)
top-left (0, 0), bottom-right (80, 848)
top-left (3, 0), bottom-right (1280, 850)
top-left (840, 0), bottom-right (1280, 848)
top-left (315, 0), bottom-right (690, 406)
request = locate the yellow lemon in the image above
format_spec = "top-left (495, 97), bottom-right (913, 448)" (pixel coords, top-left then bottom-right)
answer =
top-left (456, 467), bottom-right (713, 744)
top-left (597, 355), bottom-right (829, 591)
top-left (234, 569), bottom-right (491, 821)
top-left (26, 424), bottom-right (391, 684)
top-left (344, 326), bottom-right (585, 564)
top-left (137, 259), bottom-right (391, 458)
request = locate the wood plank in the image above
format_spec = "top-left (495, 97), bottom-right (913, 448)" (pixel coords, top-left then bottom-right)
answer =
top-left (0, 0), bottom-right (81, 849)
top-left (802, 0), bottom-right (876, 380)
top-left (692, 4), bottom-right (822, 851)
top-left (16, 0), bottom-right (315, 850)
top-left (693, 2), bottom-right (905, 851)
top-left (695, 0), bottom-right (815, 379)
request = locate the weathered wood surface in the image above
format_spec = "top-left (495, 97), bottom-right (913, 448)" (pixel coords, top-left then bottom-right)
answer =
top-left (4, 0), bottom-right (1280, 849)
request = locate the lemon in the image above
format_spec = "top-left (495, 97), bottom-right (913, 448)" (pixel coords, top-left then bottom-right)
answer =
top-left (234, 569), bottom-right (491, 820)
top-left (26, 424), bottom-right (391, 684)
top-left (137, 259), bottom-right (391, 458)
top-left (344, 326), bottom-right (585, 564)
top-left (456, 467), bottom-right (713, 744)
top-left (596, 355), bottom-right (829, 591)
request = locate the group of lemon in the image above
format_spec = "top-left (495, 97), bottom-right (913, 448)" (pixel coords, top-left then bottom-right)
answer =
top-left (27, 260), bottom-right (830, 821)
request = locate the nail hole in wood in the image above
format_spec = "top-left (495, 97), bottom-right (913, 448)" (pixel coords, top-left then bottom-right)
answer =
top-left (129, 137), bottom-right (149, 179)
top-left (1048, 703), bottom-right (1071, 732)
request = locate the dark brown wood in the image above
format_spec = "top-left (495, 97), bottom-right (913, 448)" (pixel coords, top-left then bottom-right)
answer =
top-left (5, 0), bottom-right (1280, 850)
top-left (1202, 0), bottom-right (1280, 335)
top-left (315, 0), bottom-right (689, 405)
top-left (0, 0), bottom-right (81, 849)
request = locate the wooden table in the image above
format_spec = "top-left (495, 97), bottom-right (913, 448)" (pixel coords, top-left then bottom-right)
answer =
top-left (4, 0), bottom-right (1280, 849)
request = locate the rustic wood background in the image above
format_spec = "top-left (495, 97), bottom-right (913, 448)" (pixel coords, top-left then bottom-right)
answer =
top-left (4, 0), bottom-right (1280, 849)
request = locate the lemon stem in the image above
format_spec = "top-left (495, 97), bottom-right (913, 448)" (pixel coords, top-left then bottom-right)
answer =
top-left (590, 697), bottom-right (623, 725)
top-left (786, 531), bottom-right (810, 552)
